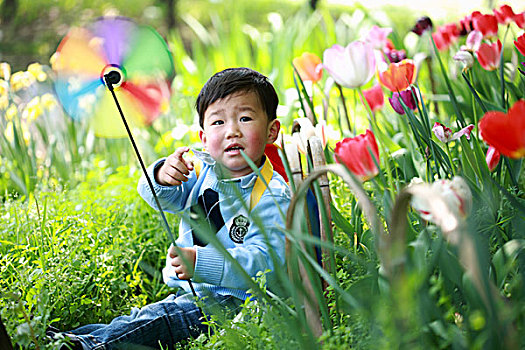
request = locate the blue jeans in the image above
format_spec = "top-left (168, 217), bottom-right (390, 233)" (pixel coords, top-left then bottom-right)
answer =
top-left (66, 292), bottom-right (242, 349)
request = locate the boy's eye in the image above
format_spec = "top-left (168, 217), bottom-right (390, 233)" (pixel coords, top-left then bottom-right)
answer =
top-left (211, 120), bottom-right (224, 125)
top-left (240, 116), bottom-right (252, 122)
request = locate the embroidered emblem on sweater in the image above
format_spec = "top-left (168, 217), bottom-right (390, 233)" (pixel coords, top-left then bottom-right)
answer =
top-left (230, 215), bottom-right (250, 243)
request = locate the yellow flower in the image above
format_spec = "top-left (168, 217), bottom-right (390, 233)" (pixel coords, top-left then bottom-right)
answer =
top-left (3, 119), bottom-right (30, 145)
top-left (10, 71), bottom-right (36, 92)
top-left (6, 104), bottom-right (18, 121)
top-left (41, 93), bottom-right (57, 110)
top-left (27, 63), bottom-right (47, 82)
top-left (4, 121), bottom-right (14, 143)
top-left (0, 62), bottom-right (10, 80)
top-left (0, 79), bottom-right (8, 96)
top-left (0, 80), bottom-right (8, 110)
top-left (21, 120), bottom-right (31, 145)
top-left (0, 95), bottom-right (7, 110)
top-left (22, 96), bottom-right (43, 123)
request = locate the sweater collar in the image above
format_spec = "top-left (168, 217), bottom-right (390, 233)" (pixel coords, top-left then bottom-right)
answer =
top-left (192, 149), bottom-right (265, 189)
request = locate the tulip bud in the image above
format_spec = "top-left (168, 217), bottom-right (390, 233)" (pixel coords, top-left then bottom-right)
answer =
top-left (0, 62), bottom-right (11, 80)
top-left (410, 176), bottom-right (472, 238)
top-left (362, 83), bottom-right (384, 113)
top-left (476, 40), bottom-right (502, 71)
top-left (453, 50), bottom-right (474, 72)
top-left (411, 16), bottom-right (433, 36)
top-left (385, 49), bottom-right (407, 63)
top-left (293, 52), bottom-right (323, 83)
top-left (463, 31), bottom-right (483, 52)
top-left (388, 87), bottom-right (418, 115)
top-left (334, 129), bottom-right (380, 181)
top-left (515, 33), bottom-right (525, 57)
top-left (486, 146), bottom-right (500, 171)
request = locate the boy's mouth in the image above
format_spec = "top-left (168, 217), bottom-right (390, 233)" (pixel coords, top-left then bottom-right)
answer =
top-left (225, 144), bottom-right (244, 153)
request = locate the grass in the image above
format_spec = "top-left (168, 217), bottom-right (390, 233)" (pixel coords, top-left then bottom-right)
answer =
top-left (1, 0), bottom-right (525, 349)
top-left (0, 165), bottom-right (173, 346)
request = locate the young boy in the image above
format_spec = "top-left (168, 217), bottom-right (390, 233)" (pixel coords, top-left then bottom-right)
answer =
top-left (53, 67), bottom-right (291, 349)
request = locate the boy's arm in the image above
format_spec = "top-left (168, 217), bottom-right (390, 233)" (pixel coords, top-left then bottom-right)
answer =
top-left (137, 147), bottom-right (198, 213)
top-left (192, 189), bottom-right (290, 291)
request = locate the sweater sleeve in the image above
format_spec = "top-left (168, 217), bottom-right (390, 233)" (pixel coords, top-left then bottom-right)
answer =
top-left (193, 189), bottom-right (290, 291)
top-left (137, 158), bottom-right (198, 214)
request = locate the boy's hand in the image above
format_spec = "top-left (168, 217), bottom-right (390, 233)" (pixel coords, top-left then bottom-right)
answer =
top-left (156, 147), bottom-right (194, 186)
top-left (168, 245), bottom-right (196, 280)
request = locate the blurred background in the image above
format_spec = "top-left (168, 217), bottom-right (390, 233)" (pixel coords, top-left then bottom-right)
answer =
top-left (0, 0), bottom-right (521, 71)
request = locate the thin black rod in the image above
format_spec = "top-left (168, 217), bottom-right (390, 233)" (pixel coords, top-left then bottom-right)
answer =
top-left (0, 315), bottom-right (14, 350)
top-left (104, 74), bottom-right (197, 298)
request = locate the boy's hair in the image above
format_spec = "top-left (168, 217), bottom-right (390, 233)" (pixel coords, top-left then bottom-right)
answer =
top-left (196, 68), bottom-right (278, 128)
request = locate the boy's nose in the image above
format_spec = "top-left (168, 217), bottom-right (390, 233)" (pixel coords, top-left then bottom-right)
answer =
top-left (225, 123), bottom-right (241, 138)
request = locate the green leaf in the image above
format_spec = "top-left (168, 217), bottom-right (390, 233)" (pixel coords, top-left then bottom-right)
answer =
top-left (492, 239), bottom-right (525, 289)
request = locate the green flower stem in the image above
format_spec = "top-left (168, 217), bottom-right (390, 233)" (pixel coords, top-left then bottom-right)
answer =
top-left (336, 83), bottom-right (352, 132)
top-left (426, 56), bottom-right (440, 116)
top-left (500, 24), bottom-right (510, 110)
top-left (445, 143), bottom-right (456, 176)
top-left (357, 87), bottom-right (395, 202)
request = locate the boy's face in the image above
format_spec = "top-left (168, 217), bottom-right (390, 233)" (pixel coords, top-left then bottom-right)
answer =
top-left (199, 90), bottom-right (280, 178)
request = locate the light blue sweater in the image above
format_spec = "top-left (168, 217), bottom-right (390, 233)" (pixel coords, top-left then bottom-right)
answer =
top-left (137, 152), bottom-right (291, 300)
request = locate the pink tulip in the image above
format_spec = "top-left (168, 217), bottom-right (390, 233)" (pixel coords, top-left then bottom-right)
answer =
top-left (334, 129), bottom-right (380, 181)
top-left (486, 146), bottom-right (501, 171)
top-left (464, 31), bottom-right (483, 52)
top-left (432, 122), bottom-right (474, 143)
top-left (323, 41), bottom-right (376, 89)
top-left (476, 40), bottom-right (502, 71)
top-left (432, 24), bottom-right (460, 51)
top-left (365, 25), bottom-right (393, 50)
top-left (362, 83), bottom-right (384, 113)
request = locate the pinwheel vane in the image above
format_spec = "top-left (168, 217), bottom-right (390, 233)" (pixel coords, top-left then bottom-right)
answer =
top-left (53, 17), bottom-right (196, 296)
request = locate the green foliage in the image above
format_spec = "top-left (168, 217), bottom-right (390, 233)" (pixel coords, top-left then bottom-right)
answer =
top-left (0, 165), bottom-right (171, 348)
top-left (1, 0), bottom-right (525, 349)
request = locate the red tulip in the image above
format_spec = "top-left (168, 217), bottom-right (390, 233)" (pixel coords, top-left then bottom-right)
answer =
top-left (515, 33), bottom-right (525, 56)
top-left (334, 129), bottom-right (380, 181)
top-left (479, 99), bottom-right (525, 159)
top-left (293, 52), bottom-right (323, 83)
top-left (486, 146), bottom-right (501, 172)
top-left (459, 12), bottom-right (480, 35)
top-left (432, 24), bottom-right (460, 51)
top-left (493, 5), bottom-right (516, 25)
top-left (476, 40), bottom-right (502, 71)
top-left (378, 59), bottom-right (415, 92)
top-left (472, 13), bottom-right (498, 38)
top-left (362, 83), bottom-right (384, 113)
top-left (515, 12), bottom-right (525, 29)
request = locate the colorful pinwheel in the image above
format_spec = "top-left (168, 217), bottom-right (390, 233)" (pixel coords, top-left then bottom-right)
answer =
top-left (53, 16), bottom-right (174, 137)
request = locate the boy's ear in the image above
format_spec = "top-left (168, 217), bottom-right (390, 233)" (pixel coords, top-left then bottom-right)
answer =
top-left (199, 130), bottom-right (206, 144)
top-left (267, 120), bottom-right (280, 144)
